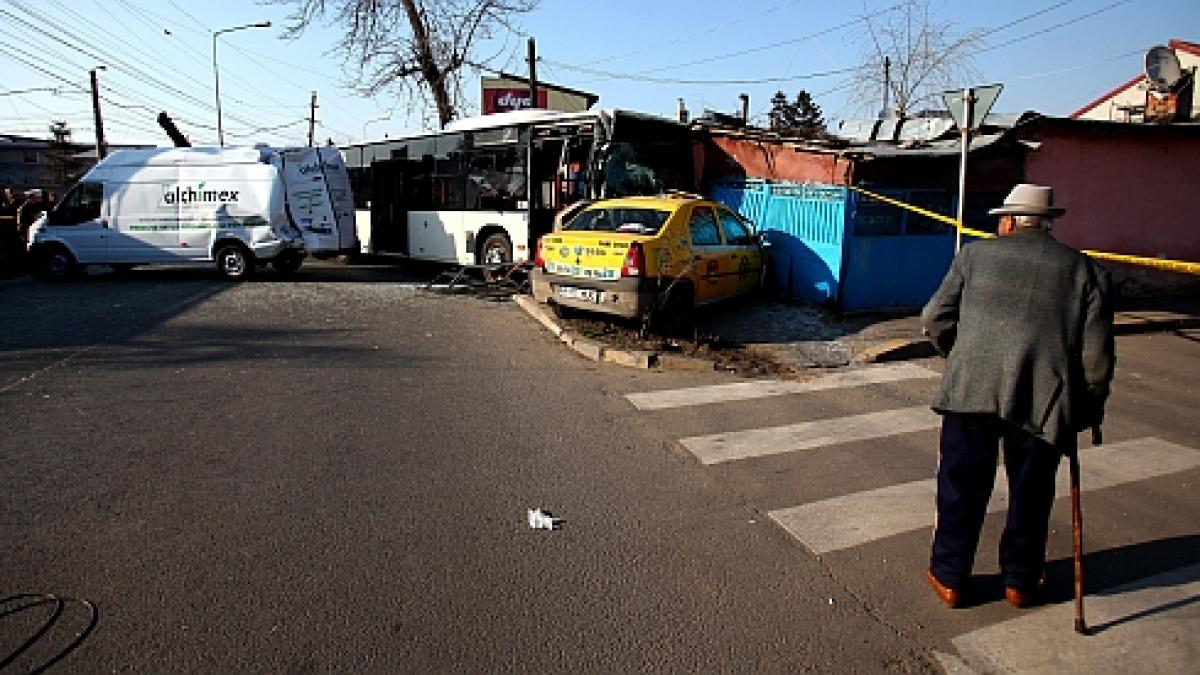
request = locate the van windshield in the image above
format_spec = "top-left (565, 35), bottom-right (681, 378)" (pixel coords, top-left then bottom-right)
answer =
top-left (563, 207), bottom-right (670, 235)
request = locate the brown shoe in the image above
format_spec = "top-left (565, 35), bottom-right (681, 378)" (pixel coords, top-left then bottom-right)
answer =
top-left (1005, 584), bottom-right (1044, 608)
top-left (927, 570), bottom-right (961, 608)
top-left (1004, 574), bottom-right (1046, 608)
top-left (1004, 586), bottom-right (1036, 607)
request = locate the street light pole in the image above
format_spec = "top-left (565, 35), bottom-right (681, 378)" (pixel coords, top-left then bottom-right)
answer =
top-left (212, 20), bottom-right (271, 146)
top-left (362, 115), bottom-right (390, 141)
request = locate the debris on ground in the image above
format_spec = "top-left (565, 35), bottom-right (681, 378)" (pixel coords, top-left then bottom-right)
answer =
top-left (527, 508), bottom-right (559, 530)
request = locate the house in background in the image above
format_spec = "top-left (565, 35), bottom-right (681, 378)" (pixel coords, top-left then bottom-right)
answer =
top-left (695, 106), bottom-right (1200, 310)
top-left (1072, 39), bottom-right (1199, 123)
top-left (0, 133), bottom-right (150, 193)
top-left (0, 134), bottom-right (77, 191)
top-left (695, 116), bottom-right (1026, 311)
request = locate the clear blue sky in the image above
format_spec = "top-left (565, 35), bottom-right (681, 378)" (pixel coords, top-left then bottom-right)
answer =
top-left (1, 0), bottom-right (1196, 148)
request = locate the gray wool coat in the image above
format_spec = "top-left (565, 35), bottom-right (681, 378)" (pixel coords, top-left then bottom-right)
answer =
top-left (921, 228), bottom-right (1116, 447)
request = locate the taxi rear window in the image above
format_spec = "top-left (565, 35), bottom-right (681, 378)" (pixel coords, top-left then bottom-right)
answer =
top-left (563, 207), bottom-right (670, 235)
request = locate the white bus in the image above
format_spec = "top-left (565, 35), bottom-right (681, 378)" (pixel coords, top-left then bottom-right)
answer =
top-left (340, 109), bottom-right (694, 266)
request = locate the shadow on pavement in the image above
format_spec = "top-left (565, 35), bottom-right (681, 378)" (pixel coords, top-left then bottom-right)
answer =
top-left (962, 534), bottom-right (1200, 613)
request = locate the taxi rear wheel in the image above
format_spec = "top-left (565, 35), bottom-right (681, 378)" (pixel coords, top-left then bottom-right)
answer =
top-left (648, 281), bottom-right (695, 336)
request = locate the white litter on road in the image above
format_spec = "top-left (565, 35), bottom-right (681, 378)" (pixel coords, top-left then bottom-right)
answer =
top-left (527, 508), bottom-right (558, 530)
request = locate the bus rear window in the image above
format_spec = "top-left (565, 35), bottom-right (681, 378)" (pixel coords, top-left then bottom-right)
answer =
top-left (563, 207), bottom-right (670, 235)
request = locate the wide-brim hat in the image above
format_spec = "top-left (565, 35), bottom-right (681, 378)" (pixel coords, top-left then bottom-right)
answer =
top-left (988, 183), bottom-right (1065, 218)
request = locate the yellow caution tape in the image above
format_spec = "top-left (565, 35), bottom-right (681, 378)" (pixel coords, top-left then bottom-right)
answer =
top-left (1081, 250), bottom-right (1200, 276)
top-left (848, 185), bottom-right (994, 239)
top-left (847, 185), bottom-right (1200, 276)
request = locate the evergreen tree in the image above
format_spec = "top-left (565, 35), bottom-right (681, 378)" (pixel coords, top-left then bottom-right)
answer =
top-left (46, 121), bottom-right (83, 191)
top-left (791, 91), bottom-right (827, 138)
top-left (768, 90), bottom-right (827, 138)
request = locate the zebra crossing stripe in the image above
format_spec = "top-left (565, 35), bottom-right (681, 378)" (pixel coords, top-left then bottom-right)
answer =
top-left (945, 562), bottom-right (1200, 673)
top-left (769, 437), bottom-right (1200, 555)
top-left (625, 362), bottom-right (939, 411)
top-left (679, 405), bottom-right (940, 465)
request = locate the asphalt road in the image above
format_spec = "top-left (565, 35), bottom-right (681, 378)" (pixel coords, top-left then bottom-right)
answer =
top-left (2, 261), bottom-right (1197, 673)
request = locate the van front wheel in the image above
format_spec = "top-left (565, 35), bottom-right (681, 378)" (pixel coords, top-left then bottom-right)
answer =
top-left (33, 245), bottom-right (79, 281)
top-left (215, 244), bottom-right (253, 281)
top-left (271, 250), bottom-right (303, 274)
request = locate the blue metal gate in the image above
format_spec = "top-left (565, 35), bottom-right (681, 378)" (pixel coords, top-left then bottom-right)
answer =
top-left (840, 189), bottom-right (956, 310)
top-left (711, 180), bottom-right (958, 311)
top-left (711, 180), bottom-right (846, 307)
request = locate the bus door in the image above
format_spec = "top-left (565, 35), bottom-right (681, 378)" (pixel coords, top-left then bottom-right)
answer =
top-left (370, 158), bottom-right (407, 255)
top-left (559, 136), bottom-right (594, 209)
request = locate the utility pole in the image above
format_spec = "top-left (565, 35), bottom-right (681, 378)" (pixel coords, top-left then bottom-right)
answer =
top-left (526, 37), bottom-right (538, 110)
top-left (308, 91), bottom-right (318, 147)
top-left (89, 66), bottom-right (107, 160)
top-left (882, 56), bottom-right (891, 118)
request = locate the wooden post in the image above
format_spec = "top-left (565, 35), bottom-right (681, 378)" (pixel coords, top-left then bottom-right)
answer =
top-left (90, 68), bottom-right (107, 159)
top-left (527, 38), bottom-right (538, 110)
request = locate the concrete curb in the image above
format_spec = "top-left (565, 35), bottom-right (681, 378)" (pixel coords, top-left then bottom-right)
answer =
top-left (515, 294), bottom-right (669, 370)
top-left (848, 309), bottom-right (1197, 364)
top-left (1114, 312), bottom-right (1200, 334)
top-left (852, 338), bottom-right (938, 364)
top-left (513, 294), bottom-right (1197, 373)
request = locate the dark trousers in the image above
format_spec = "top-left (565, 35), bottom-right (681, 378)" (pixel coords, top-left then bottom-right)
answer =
top-left (930, 412), bottom-right (1070, 593)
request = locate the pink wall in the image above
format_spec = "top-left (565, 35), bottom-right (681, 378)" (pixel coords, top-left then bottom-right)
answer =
top-left (1023, 127), bottom-right (1200, 264)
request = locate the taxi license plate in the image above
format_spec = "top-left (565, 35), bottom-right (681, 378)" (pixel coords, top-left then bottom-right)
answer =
top-left (558, 286), bottom-right (604, 303)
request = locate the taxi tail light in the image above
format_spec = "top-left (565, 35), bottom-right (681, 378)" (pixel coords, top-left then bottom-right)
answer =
top-left (621, 243), bottom-right (644, 277)
top-left (534, 238), bottom-right (545, 268)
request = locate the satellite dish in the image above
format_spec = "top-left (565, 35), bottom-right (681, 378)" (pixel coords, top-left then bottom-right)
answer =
top-left (1145, 46), bottom-right (1183, 91)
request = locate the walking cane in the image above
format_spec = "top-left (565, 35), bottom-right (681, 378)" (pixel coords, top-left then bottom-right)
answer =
top-left (1071, 427), bottom-right (1100, 635)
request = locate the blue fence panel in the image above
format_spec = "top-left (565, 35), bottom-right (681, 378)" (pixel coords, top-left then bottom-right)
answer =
top-left (840, 189), bottom-right (956, 311)
top-left (711, 180), bottom-right (847, 306)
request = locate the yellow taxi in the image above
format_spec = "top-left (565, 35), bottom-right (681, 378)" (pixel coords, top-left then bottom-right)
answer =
top-left (530, 194), bottom-right (763, 321)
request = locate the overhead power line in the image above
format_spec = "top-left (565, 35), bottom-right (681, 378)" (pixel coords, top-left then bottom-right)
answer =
top-left (539, 59), bottom-right (858, 86)
top-left (978, 0), bottom-right (1132, 54)
top-left (0, 2), bottom-right (267, 131)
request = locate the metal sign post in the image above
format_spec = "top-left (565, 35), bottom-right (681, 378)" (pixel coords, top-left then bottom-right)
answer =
top-left (942, 83), bottom-right (1002, 252)
top-left (955, 88), bottom-right (974, 253)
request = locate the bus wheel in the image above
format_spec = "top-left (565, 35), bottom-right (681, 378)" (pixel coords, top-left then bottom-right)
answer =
top-left (34, 245), bottom-right (78, 281)
top-left (271, 250), bottom-right (304, 274)
top-left (215, 243), bottom-right (254, 281)
top-left (478, 232), bottom-right (512, 266)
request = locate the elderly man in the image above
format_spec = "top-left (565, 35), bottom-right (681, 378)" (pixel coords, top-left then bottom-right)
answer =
top-left (921, 183), bottom-right (1115, 609)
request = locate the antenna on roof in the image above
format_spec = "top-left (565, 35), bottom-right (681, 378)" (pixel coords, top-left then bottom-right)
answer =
top-left (1145, 45), bottom-right (1183, 92)
top-left (1143, 45), bottom-right (1194, 123)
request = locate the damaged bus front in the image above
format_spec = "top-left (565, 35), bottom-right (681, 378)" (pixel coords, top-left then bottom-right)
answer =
top-left (342, 108), bottom-right (695, 267)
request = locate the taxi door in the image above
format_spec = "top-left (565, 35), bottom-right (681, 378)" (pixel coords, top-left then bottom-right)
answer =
top-left (686, 204), bottom-right (729, 304)
top-left (716, 206), bottom-right (763, 297)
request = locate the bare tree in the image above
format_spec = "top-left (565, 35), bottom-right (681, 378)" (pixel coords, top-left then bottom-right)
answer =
top-left (851, 0), bottom-right (983, 118)
top-left (274, 0), bottom-right (539, 128)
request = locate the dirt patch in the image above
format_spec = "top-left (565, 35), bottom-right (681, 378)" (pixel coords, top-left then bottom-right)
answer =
top-left (555, 312), bottom-right (791, 377)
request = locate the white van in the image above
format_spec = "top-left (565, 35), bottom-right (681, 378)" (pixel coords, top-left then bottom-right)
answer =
top-left (30, 146), bottom-right (356, 280)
